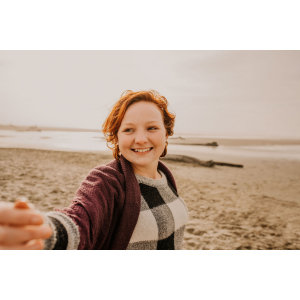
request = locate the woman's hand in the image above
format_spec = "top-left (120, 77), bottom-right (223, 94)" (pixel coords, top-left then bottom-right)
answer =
top-left (0, 198), bottom-right (52, 250)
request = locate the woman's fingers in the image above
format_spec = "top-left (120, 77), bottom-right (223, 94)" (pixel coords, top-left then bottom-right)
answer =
top-left (0, 200), bottom-right (50, 250)
top-left (0, 239), bottom-right (44, 250)
top-left (0, 202), bottom-right (44, 226)
top-left (0, 224), bottom-right (52, 245)
top-left (14, 197), bottom-right (31, 209)
top-left (14, 197), bottom-right (35, 210)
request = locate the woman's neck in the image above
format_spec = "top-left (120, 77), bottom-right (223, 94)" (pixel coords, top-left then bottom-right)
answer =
top-left (132, 164), bottom-right (162, 180)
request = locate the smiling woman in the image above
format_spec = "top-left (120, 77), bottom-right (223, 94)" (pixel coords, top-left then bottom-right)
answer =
top-left (102, 90), bottom-right (175, 160)
top-left (0, 90), bottom-right (188, 250)
top-left (102, 90), bottom-right (175, 179)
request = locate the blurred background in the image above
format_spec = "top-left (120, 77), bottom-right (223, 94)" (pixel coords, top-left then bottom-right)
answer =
top-left (1, 51), bottom-right (300, 137)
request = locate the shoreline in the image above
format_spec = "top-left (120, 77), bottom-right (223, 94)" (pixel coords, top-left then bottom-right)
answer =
top-left (2, 127), bottom-right (300, 147)
top-left (0, 124), bottom-right (101, 133)
top-left (168, 137), bottom-right (300, 147)
top-left (1, 128), bottom-right (300, 163)
top-left (0, 144), bottom-right (113, 155)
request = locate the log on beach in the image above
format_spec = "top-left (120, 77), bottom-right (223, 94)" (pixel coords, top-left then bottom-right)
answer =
top-left (178, 142), bottom-right (219, 146)
top-left (214, 161), bottom-right (243, 168)
top-left (162, 154), bottom-right (243, 168)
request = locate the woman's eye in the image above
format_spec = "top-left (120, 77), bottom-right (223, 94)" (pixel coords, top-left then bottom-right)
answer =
top-left (148, 127), bottom-right (157, 130)
top-left (124, 128), bottom-right (133, 132)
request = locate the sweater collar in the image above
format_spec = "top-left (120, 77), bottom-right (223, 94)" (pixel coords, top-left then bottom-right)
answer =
top-left (119, 155), bottom-right (177, 192)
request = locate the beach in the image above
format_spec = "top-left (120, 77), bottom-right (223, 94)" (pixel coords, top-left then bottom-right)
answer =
top-left (1, 143), bottom-right (300, 250)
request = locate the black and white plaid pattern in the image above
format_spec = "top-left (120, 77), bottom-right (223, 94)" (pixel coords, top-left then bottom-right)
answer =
top-left (127, 171), bottom-right (188, 250)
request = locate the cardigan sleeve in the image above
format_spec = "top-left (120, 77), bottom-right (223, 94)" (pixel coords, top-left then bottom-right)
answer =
top-left (44, 165), bottom-right (124, 250)
top-left (43, 211), bottom-right (80, 250)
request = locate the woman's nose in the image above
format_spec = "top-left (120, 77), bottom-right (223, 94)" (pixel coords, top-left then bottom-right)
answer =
top-left (135, 130), bottom-right (148, 144)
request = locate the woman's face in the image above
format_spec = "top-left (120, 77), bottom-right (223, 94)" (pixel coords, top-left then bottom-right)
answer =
top-left (117, 101), bottom-right (167, 174)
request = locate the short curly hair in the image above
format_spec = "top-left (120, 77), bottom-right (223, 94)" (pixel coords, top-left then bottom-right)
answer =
top-left (102, 90), bottom-right (175, 160)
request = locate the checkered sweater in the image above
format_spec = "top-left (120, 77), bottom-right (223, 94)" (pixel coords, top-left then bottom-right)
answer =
top-left (43, 170), bottom-right (188, 250)
top-left (127, 171), bottom-right (188, 250)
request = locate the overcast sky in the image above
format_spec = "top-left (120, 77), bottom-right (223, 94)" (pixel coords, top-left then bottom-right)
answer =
top-left (0, 51), bottom-right (299, 138)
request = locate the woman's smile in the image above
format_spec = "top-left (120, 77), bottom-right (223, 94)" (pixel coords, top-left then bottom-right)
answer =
top-left (131, 147), bottom-right (153, 154)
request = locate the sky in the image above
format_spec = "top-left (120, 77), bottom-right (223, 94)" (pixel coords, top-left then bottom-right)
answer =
top-left (0, 51), bottom-right (300, 138)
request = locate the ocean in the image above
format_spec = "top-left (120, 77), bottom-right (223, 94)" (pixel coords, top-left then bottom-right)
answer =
top-left (1, 130), bottom-right (300, 161)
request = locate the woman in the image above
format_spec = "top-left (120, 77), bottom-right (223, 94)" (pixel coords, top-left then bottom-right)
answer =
top-left (0, 90), bottom-right (188, 250)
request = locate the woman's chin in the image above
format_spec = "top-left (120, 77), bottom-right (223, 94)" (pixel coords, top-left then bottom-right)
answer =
top-left (127, 154), bottom-right (159, 168)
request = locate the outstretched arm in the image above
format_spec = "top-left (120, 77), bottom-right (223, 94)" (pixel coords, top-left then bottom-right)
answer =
top-left (1, 165), bottom-right (122, 250)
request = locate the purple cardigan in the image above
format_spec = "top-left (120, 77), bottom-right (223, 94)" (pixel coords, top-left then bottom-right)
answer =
top-left (55, 155), bottom-right (177, 250)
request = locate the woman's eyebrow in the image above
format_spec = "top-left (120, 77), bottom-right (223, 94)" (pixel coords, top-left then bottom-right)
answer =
top-left (146, 121), bottom-right (159, 124)
top-left (122, 121), bottom-right (159, 126)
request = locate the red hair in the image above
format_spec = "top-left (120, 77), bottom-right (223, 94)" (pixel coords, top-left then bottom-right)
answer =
top-left (102, 90), bottom-right (175, 159)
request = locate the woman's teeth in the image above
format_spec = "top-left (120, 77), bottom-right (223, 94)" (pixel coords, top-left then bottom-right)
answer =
top-left (133, 148), bottom-right (151, 152)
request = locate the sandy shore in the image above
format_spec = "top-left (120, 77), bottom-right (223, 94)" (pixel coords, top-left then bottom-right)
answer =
top-left (1, 148), bottom-right (300, 250)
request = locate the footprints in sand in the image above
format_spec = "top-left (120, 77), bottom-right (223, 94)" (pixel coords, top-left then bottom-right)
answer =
top-left (0, 148), bottom-right (112, 212)
top-left (186, 227), bottom-right (206, 236)
top-left (165, 160), bottom-right (300, 250)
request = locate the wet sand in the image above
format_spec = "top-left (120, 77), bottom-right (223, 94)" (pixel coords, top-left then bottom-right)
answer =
top-left (1, 148), bottom-right (300, 250)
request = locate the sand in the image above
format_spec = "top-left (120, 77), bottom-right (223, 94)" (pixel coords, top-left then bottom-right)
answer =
top-left (1, 147), bottom-right (300, 250)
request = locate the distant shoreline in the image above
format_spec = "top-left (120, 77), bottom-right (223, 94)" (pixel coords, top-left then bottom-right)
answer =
top-left (2, 123), bottom-right (300, 149)
top-left (0, 124), bottom-right (101, 133)
top-left (168, 137), bottom-right (300, 147)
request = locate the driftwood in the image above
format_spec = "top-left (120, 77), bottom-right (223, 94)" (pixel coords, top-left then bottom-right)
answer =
top-left (161, 154), bottom-right (243, 168)
top-left (213, 161), bottom-right (243, 168)
top-left (186, 142), bottom-right (218, 147)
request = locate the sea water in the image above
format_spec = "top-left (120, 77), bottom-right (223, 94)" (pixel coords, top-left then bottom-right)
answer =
top-left (1, 130), bottom-right (300, 161)
top-left (0, 130), bottom-right (109, 152)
